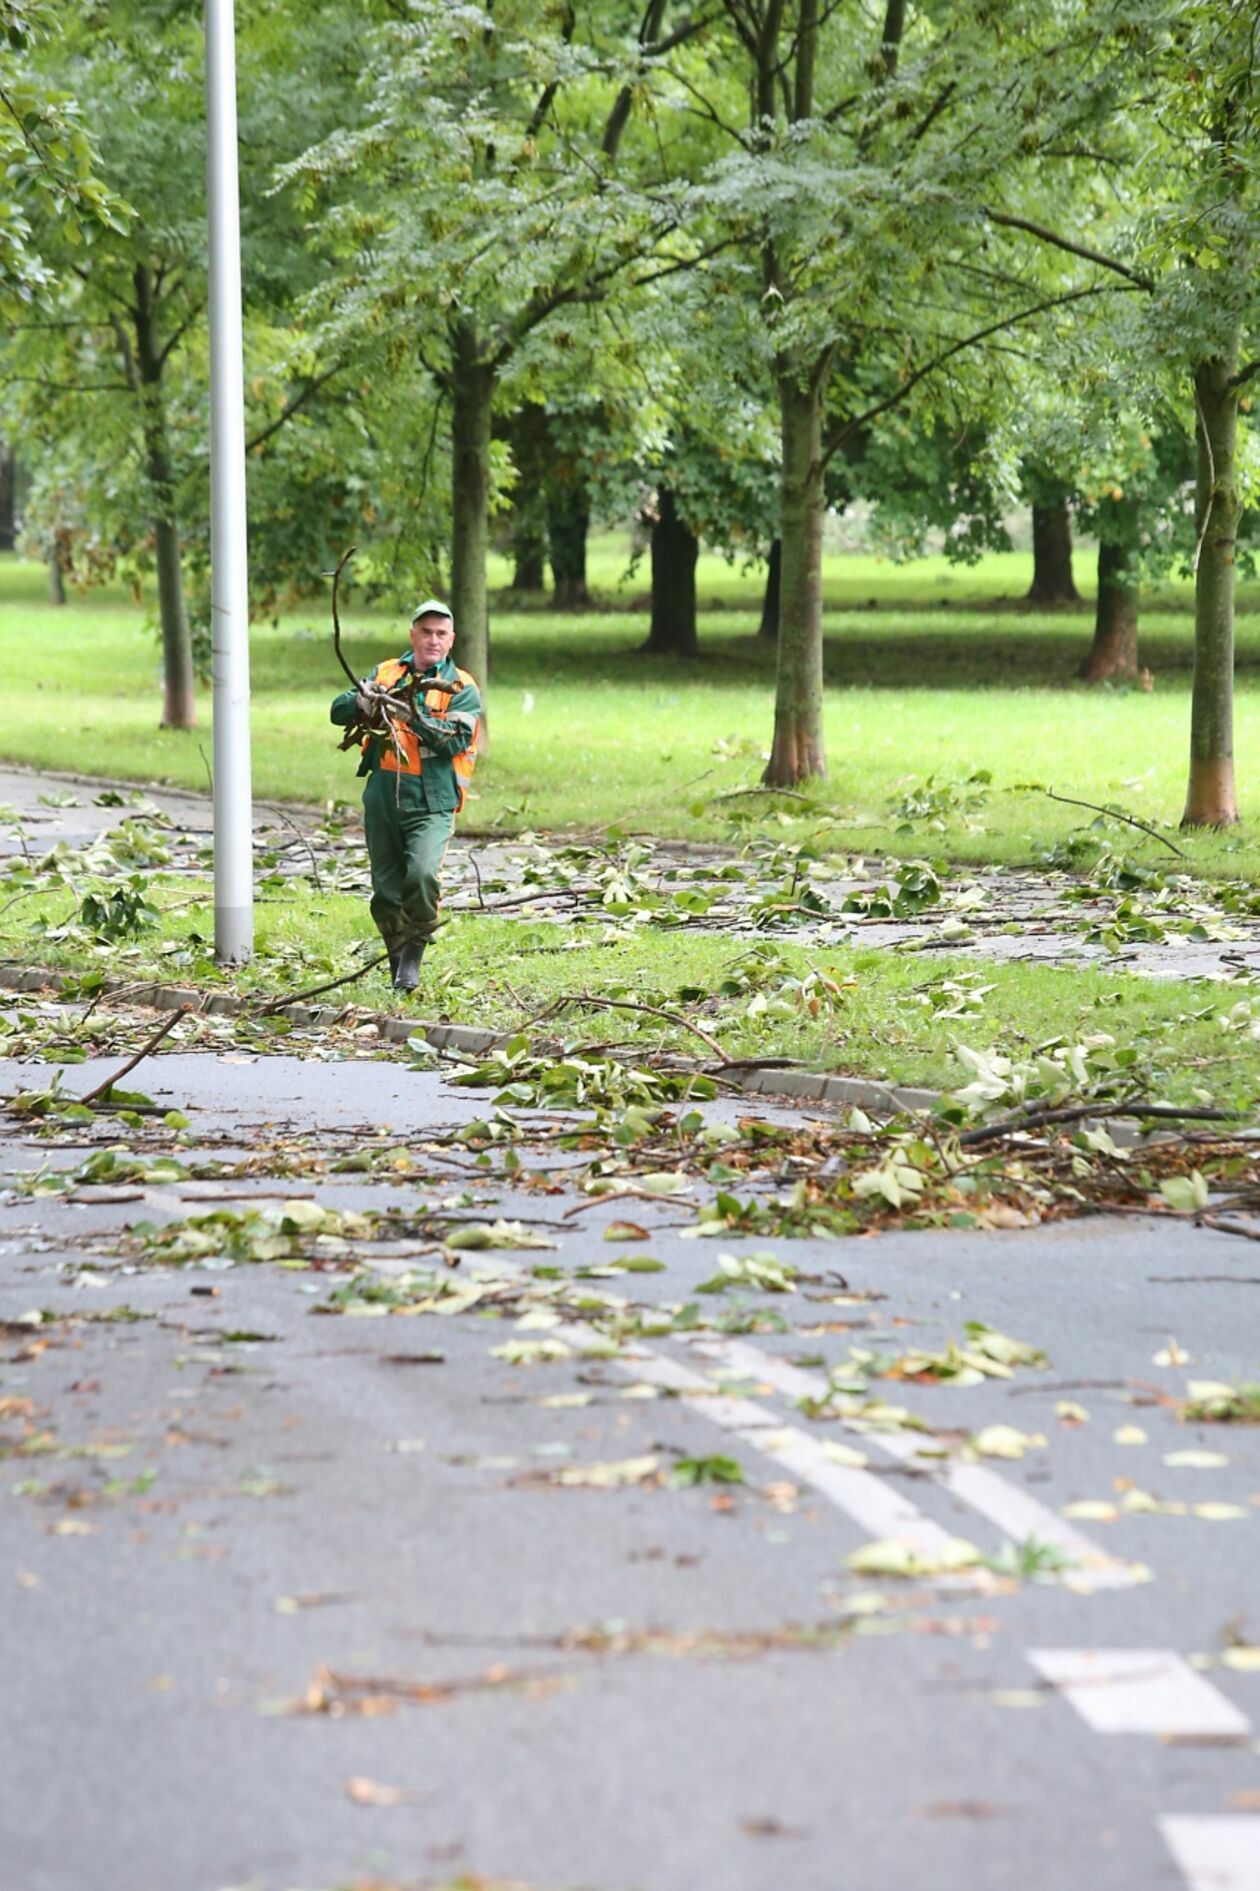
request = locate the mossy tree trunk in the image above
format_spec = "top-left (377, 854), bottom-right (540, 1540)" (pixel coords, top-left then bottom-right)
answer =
top-left (1079, 496), bottom-right (1140, 682)
top-left (1183, 346), bottom-right (1242, 826)
top-left (641, 484), bottom-right (698, 655)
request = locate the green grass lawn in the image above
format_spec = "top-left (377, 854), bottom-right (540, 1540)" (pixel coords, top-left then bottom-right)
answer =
top-left (4, 544), bottom-right (1260, 878)
top-left (6, 874), bottom-right (1256, 1109)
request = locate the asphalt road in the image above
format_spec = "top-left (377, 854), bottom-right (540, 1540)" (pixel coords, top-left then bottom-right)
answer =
top-left (2, 1049), bottom-right (1258, 1891)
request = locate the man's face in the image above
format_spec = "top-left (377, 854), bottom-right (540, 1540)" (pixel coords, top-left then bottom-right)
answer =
top-left (410, 613), bottom-right (455, 668)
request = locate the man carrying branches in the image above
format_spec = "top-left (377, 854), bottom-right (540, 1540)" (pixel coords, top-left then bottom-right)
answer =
top-left (330, 600), bottom-right (482, 992)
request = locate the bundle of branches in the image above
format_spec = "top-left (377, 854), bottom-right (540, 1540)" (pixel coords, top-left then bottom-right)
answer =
top-left (328, 546), bottom-right (458, 770)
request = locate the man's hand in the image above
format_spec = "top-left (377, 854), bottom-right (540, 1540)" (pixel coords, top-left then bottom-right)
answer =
top-left (355, 682), bottom-right (385, 721)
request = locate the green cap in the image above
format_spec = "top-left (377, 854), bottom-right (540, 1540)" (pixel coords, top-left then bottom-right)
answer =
top-left (411, 597), bottom-right (453, 625)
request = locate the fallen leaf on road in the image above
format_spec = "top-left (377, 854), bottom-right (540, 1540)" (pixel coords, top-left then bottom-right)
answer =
top-left (444, 1220), bottom-right (556, 1251)
top-left (603, 1221), bottom-right (651, 1242)
top-left (346, 1776), bottom-right (410, 1807)
top-left (1153, 1338), bottom-right (1191, 1367)
top-left (970, 1425), bottom-right (1046, 1460)
top-left (490, 1339), bottom-right (572, 1364)
top-left (552, 1455), bottom-right (661, 1489)
top-left (820, 1441), bottom-right (869, 1468)
top-left (1121, 1490), bottom-right (1185, 1516)
top-left (1160, 1172), bottom-right (1209, 1213)
top-left (1113, 1426), bottom-right (1148, 1446)
top-left (275, 1592), bottom-right (354, 1614)
top-left (1164, 1450), bottom-right (1229, 1468)
top-left (741, 1816), bottom-right (808, 1838)
top-left (1192, 1503), bottom-right (1248, 1520)
top-left (1062, 1501), bottom-right (1118, 1522)
top-left (1056, 1402), bottom-right (1089, 1424)
top-left (1222, 1648), bottom-right (1260, 1673)
top-left (1186, 1380), bottom-right (1238, 1403)
top-left (846, 1536), bottom-right (981, 1578)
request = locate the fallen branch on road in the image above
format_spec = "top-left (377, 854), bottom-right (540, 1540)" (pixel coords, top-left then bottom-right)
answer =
top-left (76, 1005), bottom-right (191, 1109)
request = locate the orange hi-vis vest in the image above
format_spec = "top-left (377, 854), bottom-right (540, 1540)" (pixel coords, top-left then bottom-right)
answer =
top-left (368, 657), bottom-right (480, 806)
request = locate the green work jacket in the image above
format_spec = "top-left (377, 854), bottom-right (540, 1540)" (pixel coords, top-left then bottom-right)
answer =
top-left (330, 652), bottom-right (482, 815)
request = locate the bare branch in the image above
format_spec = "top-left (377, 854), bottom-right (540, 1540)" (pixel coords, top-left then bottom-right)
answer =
top-left (822, 285), bottom-right (1129, 467)
top-left (246, 360), bottom-right (346, 453)
top-left (982, 206), bottom-right (1154, 289)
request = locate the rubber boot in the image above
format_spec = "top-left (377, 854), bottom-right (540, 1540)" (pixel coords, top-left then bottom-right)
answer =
top-left (393, 940), bottom-right (425, 992)
top-left (387, 949), bottom-right (400, 982)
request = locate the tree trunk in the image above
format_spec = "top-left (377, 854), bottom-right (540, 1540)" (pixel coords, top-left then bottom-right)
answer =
top-left (449, 321), bottom-right (494, 694)
top-left (1026, 497), bottom-right (1080, 604)
top-left (512, 530), bottom-right (546, 593)
top-left (132, 267), bottom-right (195, 729)
top-left (508, 401), bottom-right (549, 593)
top-left (548, 477), bottom-right (591, 607)
top-left (0, 443), bottom-right (14, 552)
top-left (640, 485), bottom-right (698, 655)
top-left (758, 537), bottom-right (781, 641)
top-left (765, 368), bottom-right (827, 785)
top-left (151, 494), bottom-right (194, 727)
top-left (1183, 347), bottom-right (1241, 826)
top-left (1079, 497), bottom-right (1139, 682)
top-left (48, 550), bottom-right (66, 605)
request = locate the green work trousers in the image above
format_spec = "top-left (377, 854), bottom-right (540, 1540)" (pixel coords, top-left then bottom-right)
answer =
top-left (362, 771), bottom-right (454, 951)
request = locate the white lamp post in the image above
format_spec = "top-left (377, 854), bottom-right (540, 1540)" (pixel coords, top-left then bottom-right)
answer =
top-left (205, 0), bottom-right (253, 963)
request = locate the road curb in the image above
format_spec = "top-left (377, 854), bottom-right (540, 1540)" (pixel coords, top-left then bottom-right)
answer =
top-left (0, 959), bottom-right (937, 1116)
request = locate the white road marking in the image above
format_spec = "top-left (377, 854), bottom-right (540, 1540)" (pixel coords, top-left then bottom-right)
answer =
top-left (363, 1255), bottom-right (963, 1557)
top-left (556, 1326), bottom-right (970, 1559)
top-left (1160, 1817), bottom-right (1260, 1890)
top-left (685, 1336), bottom-right (1137, 1587)
top-left (1028, 1649), bottom-right (1251, 1737)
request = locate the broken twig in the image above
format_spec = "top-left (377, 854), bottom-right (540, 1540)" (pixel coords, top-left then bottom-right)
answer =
top-left (77, 1005), bottom-right (191, 1108)
top-left (1037, 788), bottom-right (1185, 858)
top-left (252, 953), bottom-right (390, 1017)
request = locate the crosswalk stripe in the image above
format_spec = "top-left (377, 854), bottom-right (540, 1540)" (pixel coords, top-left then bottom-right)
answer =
top-left (1160, 1817), bottom-right (1260, 1889)
top-left (685, 1335), bottom-right (1136, 1587)
top-left (1028, 1649), bottom-right (1250, 1737)
top-left (561, 1328), bottom-right (969, 1558)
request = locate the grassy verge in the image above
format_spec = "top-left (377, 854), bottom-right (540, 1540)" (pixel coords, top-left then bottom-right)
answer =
top-left (5, 875), bottom-right (1257, 1111)
top-left (4, 550), bottom-right (1260, 879)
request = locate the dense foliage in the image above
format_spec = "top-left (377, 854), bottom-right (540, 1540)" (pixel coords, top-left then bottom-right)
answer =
top-left (2, 0), bottom-right (1259, 814)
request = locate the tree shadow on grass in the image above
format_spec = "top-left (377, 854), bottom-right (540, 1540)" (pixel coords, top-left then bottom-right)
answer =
top-left (256, 609), bottom-right (1260, 697)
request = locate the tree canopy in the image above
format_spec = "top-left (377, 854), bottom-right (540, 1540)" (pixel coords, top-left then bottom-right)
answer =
top-left (3, 0), bottom-right (1260, 818)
